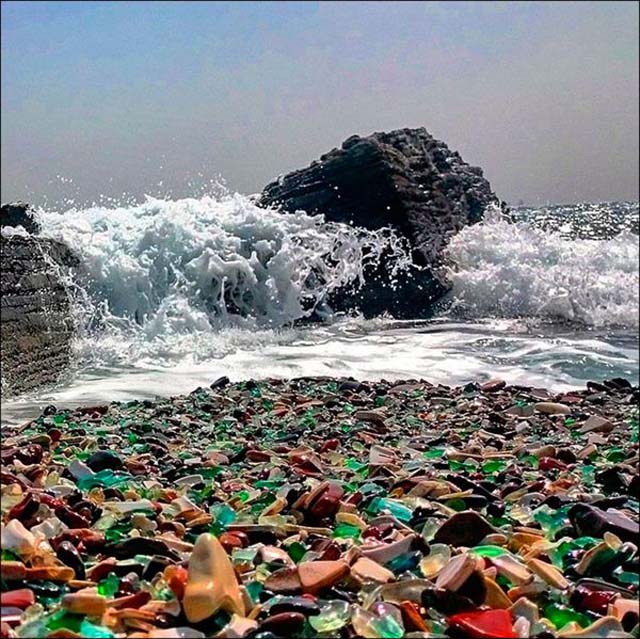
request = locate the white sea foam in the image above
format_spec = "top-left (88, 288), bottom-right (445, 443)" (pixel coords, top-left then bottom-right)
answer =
top-left (28, 194), bottom-right (640, 373)
top-left (1, 225), bottom-right (31, 238)
top-left (36, 192), bottom-right (415, 365)
top-left (445, 208), bottom-right (639, 327)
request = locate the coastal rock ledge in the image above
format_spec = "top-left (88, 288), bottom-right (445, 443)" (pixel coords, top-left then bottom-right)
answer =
top-left (1, 203), bottom-right (78, 397)
top-left (260, 127), bottom-right (504, 317)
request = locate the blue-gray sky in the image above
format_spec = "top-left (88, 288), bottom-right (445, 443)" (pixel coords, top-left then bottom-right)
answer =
top-left (1, 1), bottom-right (638, 207)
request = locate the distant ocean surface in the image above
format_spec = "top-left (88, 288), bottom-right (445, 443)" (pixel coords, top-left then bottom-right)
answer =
top-left (1, 198), bottom-right (638, 425)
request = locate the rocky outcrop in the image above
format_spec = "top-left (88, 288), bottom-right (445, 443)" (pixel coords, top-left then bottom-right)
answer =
top-left (260, 127), bottom-right (504, 317)
top-left (1, 201), bottom-right (41, 235)
top-left (1, 203), bottom-right (78, 397)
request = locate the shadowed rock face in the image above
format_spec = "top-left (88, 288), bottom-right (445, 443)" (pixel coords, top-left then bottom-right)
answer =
top-left (1, 203), bottom-right (79, 397)
top-left (1, 201), bottom-right (42, 235)
top-left (261, 128), bottom-right (502, 266)
top-left (260, 128), bottom-right (503, 317)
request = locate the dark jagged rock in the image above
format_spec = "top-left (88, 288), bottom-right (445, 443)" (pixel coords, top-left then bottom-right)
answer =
top-left (259, 128), bottom-right (504, 317)
top-left (261, 128), bottom-right (502, 265)
top-left (1, 202), bottom-right (41, 235)
top-left (1, 205), bottom-right (79, 397)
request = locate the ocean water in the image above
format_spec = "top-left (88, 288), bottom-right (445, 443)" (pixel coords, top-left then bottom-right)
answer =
top-left (1, 197), bottom-right (638, 425)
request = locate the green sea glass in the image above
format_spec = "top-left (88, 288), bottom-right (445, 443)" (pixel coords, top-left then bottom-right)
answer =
top-left (97, 573), bottom-right (120, 598)
top-left (370, 615), bottom-right (404, 639)
top-left (80, 620), bottom-right (115, 638)
top-left (333, 522), bottom-right (361, 540)
top-left (544, 603), bottom-right (593, 629)
top-left (286, 541), bottom-right (307, 562)
top-left (245, 580), bottom-right (263, 604)
top-left (77, 469), bottom-right (129, 491)
top-left (482, 459), bottom-right (507, 473)
top-left (606, 447), bottom-right (626, 463)
top-left (613, 566), bottom-right (639, 586)
top-left (46, 611), bottom-right (84, 633)
top-left (534, 504), bottom-right (571, 538)
top-left (209, 503), bottom-right (236, 534)
top-left (469, 545), bottom-right (510, 558)
top-left (254, 479), bottom-right (283, 489)
top-left (445, 498), bottom-right (467, 512)
top-left (367, 497), bottom-right (412, 522)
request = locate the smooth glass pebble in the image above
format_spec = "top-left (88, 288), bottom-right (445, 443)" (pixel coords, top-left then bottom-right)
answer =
top-left (333, 522), bottom-right (361, 540)
top-left (46, 610), bottom-right (84, 633)
top-left (447, 609), bottom-right (516, 638)
top-left (370, 615), bottom-right (405, 639)
top-left (97, 573), bottom-right (120, 597)
top-left (544, 603), bottom-right (594, 629)
top-left (469, 545), bottom-right (510, 559)
top-left (80, 620), bottom-right (115, 638)
top-left (386, 551), bottom-right (421, 573)
top-left (351, 604), bottom-right (404, 639)
top-left (308, 600), bottom-right (351, 633)
top-left (419, 544), bottom-right (451, 579)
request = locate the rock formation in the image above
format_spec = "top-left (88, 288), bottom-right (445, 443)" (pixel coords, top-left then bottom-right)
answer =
top-left (260, 127), bottom-right (504, 317)
top-left (1, 203), bottom-right (78, 397)
top-left (1, 201), bottom-right (42, 235)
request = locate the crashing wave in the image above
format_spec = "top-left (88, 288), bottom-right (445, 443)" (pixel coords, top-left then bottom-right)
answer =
top-left (445, 207), bottom-right (639, 328)
top-left (35, 192), bottom-right (415, 364)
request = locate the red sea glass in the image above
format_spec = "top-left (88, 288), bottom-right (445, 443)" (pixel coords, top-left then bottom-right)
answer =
top-left (448, 609), bottom-right (516, 638)
top-left (0, 589), bottom-right (35, 609)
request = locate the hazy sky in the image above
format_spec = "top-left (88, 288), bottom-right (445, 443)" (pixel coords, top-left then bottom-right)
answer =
top-left (2, 1), bottom-right (638, 207)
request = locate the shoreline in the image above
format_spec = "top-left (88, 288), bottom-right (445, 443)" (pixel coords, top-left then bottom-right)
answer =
top-left (4, 373), bottom-right (638, 437)
top-left (1, 374), bottom-right (639, 637)
top-left (3, 317), bottom-right (638, 428)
